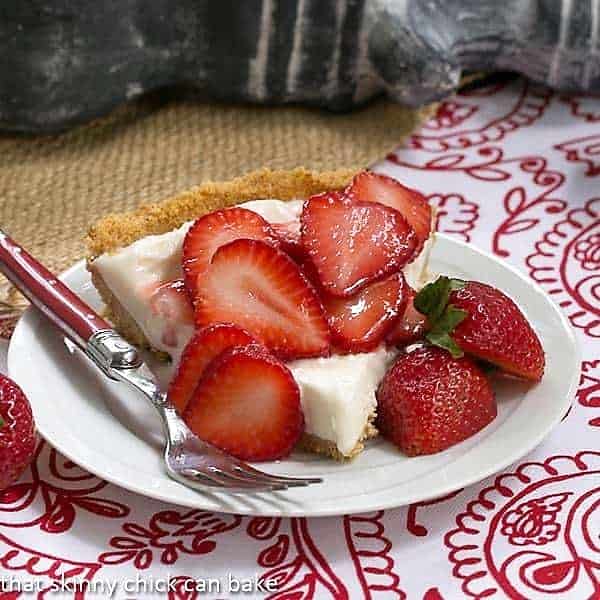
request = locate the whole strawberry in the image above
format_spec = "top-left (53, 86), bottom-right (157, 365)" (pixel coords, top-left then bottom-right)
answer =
top-left (0, 375), bottom-right (36, 490)
top-left (414, 277), bottom-right (545, 381)
top-left (376, 346), bottom-right (497, 456)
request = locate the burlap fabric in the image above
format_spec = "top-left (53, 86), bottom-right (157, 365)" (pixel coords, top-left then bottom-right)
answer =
top-left (0, 93), bottom-right (431, 307)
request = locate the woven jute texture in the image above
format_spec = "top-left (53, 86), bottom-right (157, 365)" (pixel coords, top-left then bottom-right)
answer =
top-left (0, 93), bottom-right (431, 304)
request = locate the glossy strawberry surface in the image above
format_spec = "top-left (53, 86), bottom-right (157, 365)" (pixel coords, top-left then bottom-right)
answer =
top-left (386, 285), bottom-right (428, 346)
top-left (183, 207), bottom-right (280, 299)
top-left (195, 238), bottom-right (330, 360)
top-left (168, 323), bottom-right (257, 413)
top-left (183, 344), bottom-right (303, 461)
top-left (323, 272), bottom-right (407, 353)
top-left (376, 346), bottom-right (497, 456)
top-left (345, 171), bottom-right (432, 253)
top-left (301, 192), bottom-right (417, 297)
top-left (449, 282), bottom-right (545, 381)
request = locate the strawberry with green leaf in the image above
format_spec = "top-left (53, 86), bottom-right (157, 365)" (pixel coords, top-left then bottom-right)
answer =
top-left (414, 277), bottom-right (545, 381)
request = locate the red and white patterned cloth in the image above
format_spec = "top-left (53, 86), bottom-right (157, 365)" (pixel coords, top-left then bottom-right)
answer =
top-left (0, 78), bottom-right (598, 599)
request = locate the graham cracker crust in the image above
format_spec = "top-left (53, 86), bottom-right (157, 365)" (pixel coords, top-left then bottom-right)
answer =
top-left (87, 167), bottom-right (355, 258)
top-left (297, 417), bottom-right (379, 460)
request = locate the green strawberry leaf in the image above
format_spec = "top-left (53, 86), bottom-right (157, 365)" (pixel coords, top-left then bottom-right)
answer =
top-left (426, 331), bottom-right (464, 359)
top-left (0, 415), bottom-right (4, 428)
top-left (416, 276), bottom-right (469, 358)
top-left (414, 276), bottom-right (466, 323)
top-left (425, 304), bottom-right (468, 358)
top-left (432, 304), bottom-right (468, 334)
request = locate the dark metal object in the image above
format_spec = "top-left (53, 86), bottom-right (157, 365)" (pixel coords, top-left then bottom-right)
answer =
top-left (0, 0), bottom-right (597, 133)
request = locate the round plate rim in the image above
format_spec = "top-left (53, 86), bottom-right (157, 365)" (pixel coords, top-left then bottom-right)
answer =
top-left (7, 234), bottom-right (581, 517)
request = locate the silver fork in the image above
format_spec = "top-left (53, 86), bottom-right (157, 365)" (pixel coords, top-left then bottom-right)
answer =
top-left (0, 229), bottom-right (322, 494)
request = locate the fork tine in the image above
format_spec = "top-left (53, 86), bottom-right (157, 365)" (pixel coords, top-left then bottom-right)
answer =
top-left (179, 472), bottom-right (277, 495)
top-left (208, 444), bottom-right (323, 486)
top-left (199, 465), bottom-right (287, 491)
top-left (182, 467), bottom-right (286, 494)
top-left (208, 466), bottom-right (292, 491)
top-left (229, 463), bottom-right (323, 487)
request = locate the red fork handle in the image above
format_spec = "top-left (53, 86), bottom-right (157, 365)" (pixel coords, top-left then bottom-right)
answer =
top-left (0, 229), bottom-right (112, 350)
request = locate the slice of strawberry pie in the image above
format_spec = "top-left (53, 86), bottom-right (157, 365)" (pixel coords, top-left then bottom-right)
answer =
top-left (88, 169), bottom-right (436, 460)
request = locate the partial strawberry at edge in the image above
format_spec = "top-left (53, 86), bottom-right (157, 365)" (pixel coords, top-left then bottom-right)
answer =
top-left (386, 285), bottom-right (428, 346)
top-left (182, 207), bottom-right (280, 300)
top-left (323, 272), bottom-right (408, 353)
top-left (376, 345), bottom-right (497, 456)
top-left (183, 344), bottom-right (304, 462)
top-left (345, 171), bottom-right (432, 252)
top-left (149, 279), bottom-right (194, 319)
top-left (148, 279), bottom-right (194, 349)
top-left (300, 192), bottom-right (417, 297)
top-left (168, 323), bottom-right (257, 413)
top-left (0, 375), bottom-right (36, 491)
top-left (195, 238), bottom-right (330, 360)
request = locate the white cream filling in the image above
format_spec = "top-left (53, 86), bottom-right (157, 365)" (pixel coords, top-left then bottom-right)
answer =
top-left (289, 347), bottom-right (397, 455)
top-left (93, 198), bottom-right (434, 456)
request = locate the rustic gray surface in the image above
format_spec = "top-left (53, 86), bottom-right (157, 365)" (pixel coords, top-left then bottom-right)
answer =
top-left (1, 0), bottom-right (598, 133)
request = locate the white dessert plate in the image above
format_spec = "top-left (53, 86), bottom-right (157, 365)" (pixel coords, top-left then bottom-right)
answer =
top-left (8, 235), bottom-right (579, 517)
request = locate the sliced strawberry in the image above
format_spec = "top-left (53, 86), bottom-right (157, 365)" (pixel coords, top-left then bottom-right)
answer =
top-left (149, 279), bottom-right (193, 321)
top-left (195, 238), bottom-right (330, 360)
top-left (346, 171), bottom-right (432, 251)
top-left (182, 207), bottom-right (280, 299)
top-left (183, 344), bottom-right (304, 461)
top-left (296, 256), bottom-right (323, 290)
top-left (376, 346), bottom-right (497, 456)
top-left (168, 324), bottom-right (256, 413)
top-left (386, 286), bottom-right (428, 346)
top-left (148, 279), bottom-right (194, 348)
top-left (272, 191), bottom-right (342, 263)
top-left (323, 272), bottom-right (408, 353)
top-left (300, 192), bottom-right (417, 297)
top-left (271, 221), bottom-right (307, 263)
